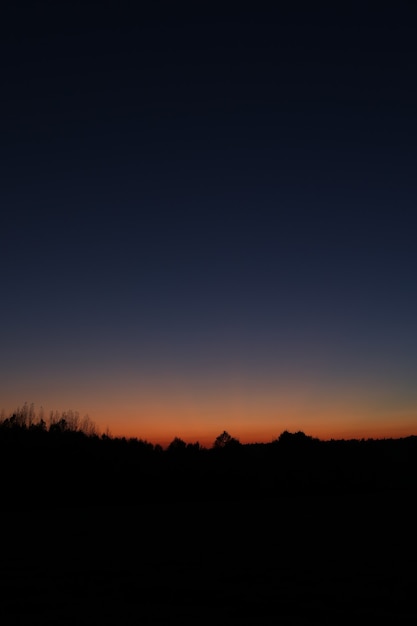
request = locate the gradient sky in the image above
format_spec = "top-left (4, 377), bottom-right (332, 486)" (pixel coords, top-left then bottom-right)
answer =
top-left (2, 2), bottom-right (417, 447)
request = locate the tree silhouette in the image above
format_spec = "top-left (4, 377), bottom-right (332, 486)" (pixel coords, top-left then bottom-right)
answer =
top-left (167, 437), bottom-right (187, 452)
top-left (278, 430), bottom-right (317, 446)
top-left (213, 430), bottom-right (240, 449)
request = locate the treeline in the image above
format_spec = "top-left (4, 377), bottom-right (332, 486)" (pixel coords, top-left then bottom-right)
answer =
top-left (1, 404), bottom-right (417, 509)
top-left (0, 403), bottom-right (99, 437)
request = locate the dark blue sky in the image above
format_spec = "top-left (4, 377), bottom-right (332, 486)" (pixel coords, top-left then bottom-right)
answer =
top-left (2, 2), bottom-right (417, 444)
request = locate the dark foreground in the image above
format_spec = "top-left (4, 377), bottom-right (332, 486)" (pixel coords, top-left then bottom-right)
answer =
top-left (1, 491), bottom-right (416, 625)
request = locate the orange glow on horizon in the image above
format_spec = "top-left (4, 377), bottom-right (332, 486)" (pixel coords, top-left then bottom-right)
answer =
top-left (3, 380), bottom-right (417, 449)
top-left (94, 406), bottom-right (417, 449)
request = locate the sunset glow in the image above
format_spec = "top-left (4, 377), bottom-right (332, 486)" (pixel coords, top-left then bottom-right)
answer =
top-left (2, 3), bottom-right (416, 447)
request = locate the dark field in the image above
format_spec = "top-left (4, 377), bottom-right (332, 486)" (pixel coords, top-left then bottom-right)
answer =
top-left (1, 491), bottom-right (416, 625)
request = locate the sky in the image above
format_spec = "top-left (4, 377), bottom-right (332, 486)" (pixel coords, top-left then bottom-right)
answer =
top-left (2, 2), bottom-right (417, 447)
